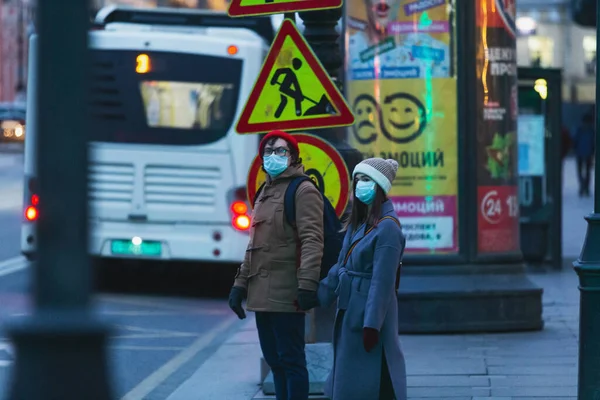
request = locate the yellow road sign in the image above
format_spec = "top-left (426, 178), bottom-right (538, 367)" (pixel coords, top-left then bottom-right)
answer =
top-left (235, 19), bottom-right (354, 134)
top-left (246, 133), bottom-right (350, 217)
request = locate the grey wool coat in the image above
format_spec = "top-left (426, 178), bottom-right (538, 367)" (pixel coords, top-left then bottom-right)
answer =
top-left (318, 200), bottom-right (407, 400)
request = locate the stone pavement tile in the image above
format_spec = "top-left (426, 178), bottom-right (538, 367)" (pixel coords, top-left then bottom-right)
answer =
top-left (488, 366), bottom-right (577, 376)
top-left (471, 398), bottom-right (512, 400)
top-left (409, 398), bottom-right (470, 400)
top-left (401, 335), bottom-right (488, 347)
top-left (408, 386), bottom-right (490, 397)
top-left (406, 359), bottom-right (487, 375)
top-left (491, 386), bottom-right (577, 396)
top-left (481, 346), bottom-right (578, 357)
top-left (490, 375), bottom-right (576, 386)
top-left (481, 338), bottom-right (576, 349)
top-left (486, 346), bottom-right (578, 358)
top-left (407, 375), bottom-right (489, 387)
top-left (512, 398), bottom-right (576, 400)
top-left (480, 329), bottom-right (573, 341)
top-left (403, 348), bottom-right (489, 357)
top-left (482, 345), bottom-right (578, 356)
top-left (486, 356), bottom-right (577, 366)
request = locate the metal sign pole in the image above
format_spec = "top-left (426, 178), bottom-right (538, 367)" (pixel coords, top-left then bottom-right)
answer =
top-left (5, 0), bottom-right (113, 398)
top-left (574, 1), bottom-right (600, 398)
top-left (299, 7), bottom-right (360, 344)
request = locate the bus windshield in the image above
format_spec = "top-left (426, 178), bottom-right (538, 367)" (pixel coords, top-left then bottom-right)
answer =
top-left (88, 49), bottom-right (242, 146)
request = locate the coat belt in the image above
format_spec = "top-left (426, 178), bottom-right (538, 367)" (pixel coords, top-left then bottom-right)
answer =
top-left (335, 267), bottom-right (372, 310)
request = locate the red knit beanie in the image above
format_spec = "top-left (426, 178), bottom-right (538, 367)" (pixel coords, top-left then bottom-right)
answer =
top-left (259, 130), bottom-right (300, 158)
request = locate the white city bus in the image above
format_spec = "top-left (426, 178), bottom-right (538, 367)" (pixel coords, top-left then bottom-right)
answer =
top-left (21, 6), bottom-right (273, 264)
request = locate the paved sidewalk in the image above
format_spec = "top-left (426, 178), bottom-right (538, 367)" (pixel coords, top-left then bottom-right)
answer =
top-left (170, 158), bottom-right (588, 400)
top-left (562, 157), bottom-right (593, 258)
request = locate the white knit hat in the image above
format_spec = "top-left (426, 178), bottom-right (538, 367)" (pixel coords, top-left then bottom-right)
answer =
top-left (352, 158), bottom-right (399, 194)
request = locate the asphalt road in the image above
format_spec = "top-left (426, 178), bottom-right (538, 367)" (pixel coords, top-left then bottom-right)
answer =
top-left (0, 151), bottom-right (242, 399)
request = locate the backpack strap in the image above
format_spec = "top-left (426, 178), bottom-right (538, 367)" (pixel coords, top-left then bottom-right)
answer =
top-left (283, 176), bottom-right (313, 227)
top-left (379, 215), bottom-right (401, 229)
top-left (252, 182), bottom-right (266, 208)
top-left (342, 215), bottom-right (402, 265)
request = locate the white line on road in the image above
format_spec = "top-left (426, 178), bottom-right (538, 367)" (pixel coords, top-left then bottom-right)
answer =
top-left (120, 316), bottom-right (238, 400)
top-left (0, 256), bottom-right (27, 277)
top-left (109, 345), bottom-right (187, 351)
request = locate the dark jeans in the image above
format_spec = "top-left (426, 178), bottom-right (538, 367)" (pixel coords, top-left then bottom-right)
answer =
top-left (577, 156), bottom-right (593, 195)
top-left (255, 312), bottom-right (308, 400)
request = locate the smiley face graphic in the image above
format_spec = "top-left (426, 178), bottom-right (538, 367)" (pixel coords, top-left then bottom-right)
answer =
top-left (352, 94), bottom-right (379, 145)
top-left (380, 92), bottom-right (427, 144)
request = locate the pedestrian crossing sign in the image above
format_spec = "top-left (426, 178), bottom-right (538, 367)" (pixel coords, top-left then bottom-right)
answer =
top-left (234, 19), bottom-right (355, 134)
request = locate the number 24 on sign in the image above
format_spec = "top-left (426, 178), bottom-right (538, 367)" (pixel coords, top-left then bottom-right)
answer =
top-left (483, 192), bottom-right (518, 219)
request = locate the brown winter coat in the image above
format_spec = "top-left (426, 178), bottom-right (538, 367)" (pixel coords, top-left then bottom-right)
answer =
top-left (233, 164), bottom-right (324, 313)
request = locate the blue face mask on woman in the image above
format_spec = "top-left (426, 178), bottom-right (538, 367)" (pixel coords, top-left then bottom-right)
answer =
top-left (263, 154), bottom-right (289, 178)
top-left (355, 180), bottom-right (377, 205)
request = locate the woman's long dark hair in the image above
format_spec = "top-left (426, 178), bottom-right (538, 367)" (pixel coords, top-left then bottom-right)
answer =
top-left (342, 177), bottom-right (387, 232)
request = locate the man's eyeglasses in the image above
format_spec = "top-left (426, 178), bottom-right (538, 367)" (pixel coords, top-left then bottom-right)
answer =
top-left (263, 147), bottom-right (290, 157)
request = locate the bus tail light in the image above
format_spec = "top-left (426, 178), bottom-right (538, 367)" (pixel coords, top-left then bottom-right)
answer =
top-left (231, 200), bottom-right (250, 231)
top-left (231, 201), bottom-right (248, 215)
top-left (233, 214), bottom-right (251, 231)
top-left (24, 176), bottom-right (39, 222)
top-left (25, 206), bottom-right (37, 221)
top-left (25, 194), bottom-right (38, 221)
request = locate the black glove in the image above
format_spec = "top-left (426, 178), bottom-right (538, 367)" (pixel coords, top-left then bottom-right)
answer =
top-left (363, 327), bottom-right (379, 352)
top-left (296, 289), bottom-right (319, 311)
top-left (228, 286), bottom-right (247, 320)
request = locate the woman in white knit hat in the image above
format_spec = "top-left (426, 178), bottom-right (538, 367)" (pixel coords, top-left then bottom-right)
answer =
top-left (318, 158), bottom-right (407, 400)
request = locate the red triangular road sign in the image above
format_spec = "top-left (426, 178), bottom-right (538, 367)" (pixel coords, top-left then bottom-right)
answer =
top-left (228, 0), bottom-right (341, 18)
top-left (235, 19), bottom-right (354, 134)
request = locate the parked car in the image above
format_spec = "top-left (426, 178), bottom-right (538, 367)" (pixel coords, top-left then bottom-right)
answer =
top-left (0, 102), bottom-right (26, 143)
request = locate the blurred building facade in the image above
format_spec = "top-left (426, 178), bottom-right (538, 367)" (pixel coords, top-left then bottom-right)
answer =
top-left (516, 1), bottom-right (595, 103)
top-left (0, 0), bottom-right (34, 103)
top-left (0, 0), bottom-right (230, 103)
top-left (0, 0), bottom-right (592, 107)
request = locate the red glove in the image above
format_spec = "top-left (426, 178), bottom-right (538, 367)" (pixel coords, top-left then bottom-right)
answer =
top-left (363, 327), bottom-right (379, 352)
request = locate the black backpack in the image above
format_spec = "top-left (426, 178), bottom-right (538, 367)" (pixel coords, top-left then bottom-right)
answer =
top-left (253, 176), bottom-right (344, 280)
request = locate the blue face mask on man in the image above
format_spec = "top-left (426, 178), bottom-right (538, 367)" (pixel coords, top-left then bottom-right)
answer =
top-left (263, 154), bottom-right (289, 178)
top-left (355, 180), bottom-right (377, 205)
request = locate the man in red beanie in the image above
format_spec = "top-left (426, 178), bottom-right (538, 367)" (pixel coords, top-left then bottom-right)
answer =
top-left (228, 130), bottom-right (324, 400)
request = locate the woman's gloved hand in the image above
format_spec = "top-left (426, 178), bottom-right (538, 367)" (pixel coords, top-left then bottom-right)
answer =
top-left (228, 286), bottom-right (247, 320)
top-left (363, 327), bottom-right (379, 352)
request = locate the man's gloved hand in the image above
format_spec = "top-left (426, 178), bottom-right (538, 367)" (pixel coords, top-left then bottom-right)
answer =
top-left (363, 327), bottom-right (379, 352)
top-left (296, 289), bottom-right (319, 311)
top-left (228, 286), bottom-right (247, 320)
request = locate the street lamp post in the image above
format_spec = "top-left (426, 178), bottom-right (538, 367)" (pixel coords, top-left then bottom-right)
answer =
top-left (573, 1), bottom-right (600, 398)
top-left (5, 0), bottom-right (113, 398)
